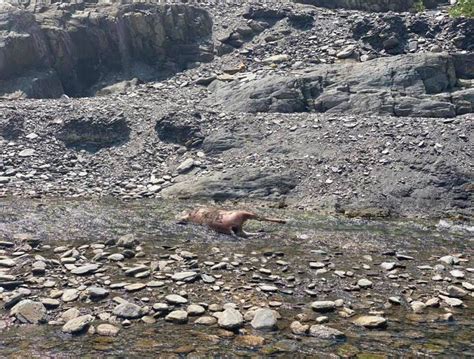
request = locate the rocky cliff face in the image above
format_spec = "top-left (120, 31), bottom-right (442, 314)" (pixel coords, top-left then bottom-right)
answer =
top-left (0, 3), bottom-right (213, 98)
top-left (295, 0), bottom-right (448, 12)
top-left (207, 53), bottom-right (474, 118)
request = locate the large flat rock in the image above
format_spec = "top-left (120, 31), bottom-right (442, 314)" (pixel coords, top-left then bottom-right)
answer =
top-left (207, 53), bottom-right (473, 118)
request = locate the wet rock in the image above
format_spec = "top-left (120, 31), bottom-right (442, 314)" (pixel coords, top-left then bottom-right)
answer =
top-left (113, 302), bottom-right (143, 319)
top-left (165, 310), bottom-right (188, 324)
top-left (194, 316), bottom-right (217, 325)
top-left (86, 287), bottom-right (109, 299)
top-left (260, 285), bottom-right (278, 292)
top-left (97, 323), bottom-right (120, 337)
top-left (380, 262), bottom-right (397, 271)
top-left (316, 315), bottom-right (330, 323)
top-left (462, 282), bottom-right (474, 291)
top-left (61, 308), bottom-right (80, 322)
top-left (0, 259), bottom-right (16, 268)
top-left (446, 285), bottom-right (468, 298)
top-left (311, 301), bottom-right (336, 312)
top-left (124, 283), bottom-right (146, 292)
top-left (62, 315), bottom-right (94, 334)
top-left (411, 301), bottom-right (426, 313)
top-left (32, 261), bottom-right (47, 275)
top-left (171, 271), bottom-right (198, 282)
top-left (71, 264), bottom-right (99, 275)
top-left (147, 280), bottom-right (165, 288)
top-left (309, 325), bottom-right (345, 339)
top-left (61, 289), bottom-right (80, 302)
top-left (450, 269), bottom-right (465, 279)
top-left (425, 298), bottom-right (440, 307)
top-left (235, 335), bottom-right (265, 347)
top-left (108, 253), bottom-right (125, 262)
top-left (439, 255), bottom-right (458, 265)
top-left (187, 304), bottom-right (206, 316)
top-left (290, 321), bottom-right (309, 335)
top-left (165, 294), bottom-right (188, 305)
top-left (250, 309), bottom-right (278, 330)
top-left (217, 308), bottom-right (244, 330)
top-left (439, 295), bottom-right (463, 307)
top-left (11, 300), bottom-right (47, 324)
top-left (353, 316), bottom-right (387, 329)
top-left (40, 298), bottom-right (60, 309)
top-left (125, 266), bottom-right (148, 276)
top-left (357, 279), bottom-right (373, 288)
top-left (117, 234), bottom-right (138, 249)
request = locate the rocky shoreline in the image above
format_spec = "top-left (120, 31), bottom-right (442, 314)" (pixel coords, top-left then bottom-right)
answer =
top-left (0, 199), bottom-right (472, 356)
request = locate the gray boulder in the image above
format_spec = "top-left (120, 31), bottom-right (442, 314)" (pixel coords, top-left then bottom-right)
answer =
top-left (161, 169), bottom-right (297, 201)
top-left (11, 300), bottom-right (47, 324)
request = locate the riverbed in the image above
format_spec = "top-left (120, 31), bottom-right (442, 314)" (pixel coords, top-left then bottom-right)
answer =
top-left (0, 198), bottom-right (472, 357)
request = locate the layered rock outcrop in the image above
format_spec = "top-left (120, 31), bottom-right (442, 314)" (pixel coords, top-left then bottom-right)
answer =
top-left (295, 0), bottom-right (448, 12)
top-left (207, 53), bottom-right (474, 118)
top-left (0, 3), bottom-right (213, 98)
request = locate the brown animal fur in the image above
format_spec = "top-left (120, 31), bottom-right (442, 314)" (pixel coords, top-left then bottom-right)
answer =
top-left (177, 208), bottom-right (286, 237)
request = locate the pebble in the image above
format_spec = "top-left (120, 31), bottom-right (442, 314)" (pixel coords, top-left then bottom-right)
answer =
top-left (446, 285), bottom-right (468, 298)
top-left (234, 335), bottom-right (265, 347)
top-left (108, 253), bottom-right (125, 261)
top-left (97, 323), bottom-right (120, 336)
top-left (11, 300), bottom-right (47, 324)
top-left (171, 271), bottom-right (198, 282)
top-left (353, 316), bottom-right (387, 329)
top-left (290, 321), bottom-right (309, 335)
top-left (165, 294), bottom-right (188, 305)
top-left (439, 295), bottom-right (463, 307)
top-left (62, 315), bottom-right (94, 334)
top-left (311, 301), bottom-right (336, 312)
top-left (0, 259), bottom-right (16, 268)
top-left (62, 289), bottom-right (80, 302)
top-left (357, 279), bottom-right (373, 288)
top-left (250, 308), bottom-right (278, 330)
top-left (87, 287), bottom-right (109, 299)
top-left (71, 264), bottom-right (99, 275)
top-left (113, 302), bottom-right (143, 319)
top-left (194, 316), bottom-right (217, 325)
top-left (187, 304), bottom-right (206, 316)
top-left (309, 325), bottom-right (345, 339)
top-left (217, 308), bottom-right (244, 330)
top-left (450, 269), bottom-right (465, 279)
top-left (380, 262), bottom-right (396, 271)
top-left (124, 283), bottom-right (146, 292)
top-left (61, 308), bottom-right (81, 322)
top-left (411, 301), bottom-right (426, 313)
top-left (165, 310), bottom-right (188, 324)
top-left (40, 298), bottom-right (60, 308)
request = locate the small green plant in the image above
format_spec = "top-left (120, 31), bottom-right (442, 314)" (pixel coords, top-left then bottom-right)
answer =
top-left (413, 0), bottom-right (425, 12)
top-left (450, 0), bottom-right (474, 17)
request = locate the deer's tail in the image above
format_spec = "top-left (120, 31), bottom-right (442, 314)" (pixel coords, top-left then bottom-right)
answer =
top-left (256, 216), bottom-right (287, 224)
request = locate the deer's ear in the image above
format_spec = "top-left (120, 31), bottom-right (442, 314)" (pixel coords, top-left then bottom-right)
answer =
top-left (176, 211), bottom-right (189, 223)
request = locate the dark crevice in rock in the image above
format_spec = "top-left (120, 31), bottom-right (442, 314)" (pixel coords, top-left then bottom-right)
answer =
top-left (57, 117), bottom-right (131, 153)
top-left (0, 112), bottom-right (25, 140)
top-left (155, 112), bottom-right (204, 148)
